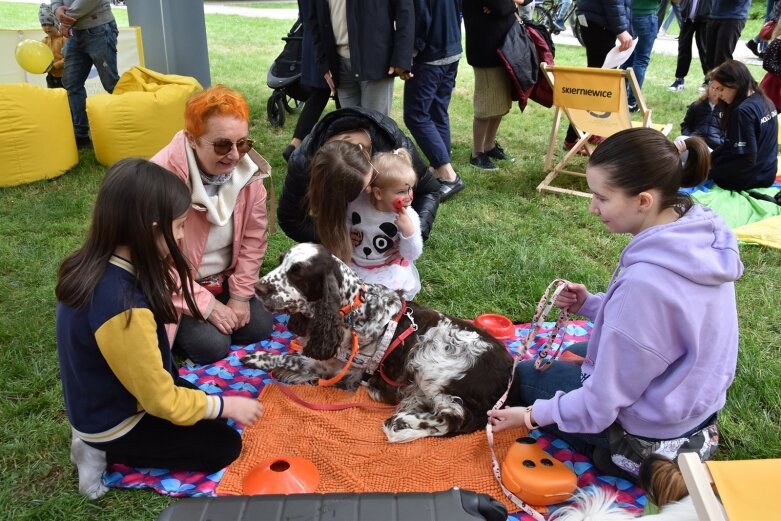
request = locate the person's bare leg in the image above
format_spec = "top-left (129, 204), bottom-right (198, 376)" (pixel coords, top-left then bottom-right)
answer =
top-left (472, 117), bottom-right (490, 157)
top-left (483, 116), bottom-right (502, 152)
top-left (434, 163), bottom-right (457, 183)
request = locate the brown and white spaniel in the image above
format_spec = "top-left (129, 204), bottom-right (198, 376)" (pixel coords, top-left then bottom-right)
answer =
top-left (242, 243), bottom-right (514, 443)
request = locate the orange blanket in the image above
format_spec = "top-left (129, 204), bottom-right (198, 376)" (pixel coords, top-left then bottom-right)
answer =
top-left (216, 384), bottom-right (520, 512)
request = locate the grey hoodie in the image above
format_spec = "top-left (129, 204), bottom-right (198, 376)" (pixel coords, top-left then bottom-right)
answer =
top-left (50, 0), bottom-right (114, 30)
top-left (533, 205), bottom-right (743, 439)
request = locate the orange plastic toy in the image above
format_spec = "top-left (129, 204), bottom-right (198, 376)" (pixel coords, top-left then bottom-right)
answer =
top-left (501, 437), bottom-right (577, 506)
top-left (243, 457), bottom-right (320, 495)
top-left (475, 314), bottom-right (516, 340)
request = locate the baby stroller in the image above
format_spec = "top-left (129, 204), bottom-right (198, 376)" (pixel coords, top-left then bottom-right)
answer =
top-left (266, 16), bottom-right (311, 128)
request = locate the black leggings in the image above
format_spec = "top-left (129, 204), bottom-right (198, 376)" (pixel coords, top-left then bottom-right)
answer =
top-left (89, 380), bottom-right (241, 473)
top-left (293, 87), bottom-right (331, 141)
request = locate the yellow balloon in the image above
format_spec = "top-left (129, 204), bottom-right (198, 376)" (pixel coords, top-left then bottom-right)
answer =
top-left (15, 39), bottom-right (54, 74)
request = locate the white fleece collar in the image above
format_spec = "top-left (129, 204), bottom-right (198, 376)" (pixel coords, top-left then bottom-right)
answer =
top-left (186, 144), bottom-right (258, 226)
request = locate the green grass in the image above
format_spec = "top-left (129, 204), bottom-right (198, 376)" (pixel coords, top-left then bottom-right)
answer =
top-left (2, 1), bottom-right (780, 519)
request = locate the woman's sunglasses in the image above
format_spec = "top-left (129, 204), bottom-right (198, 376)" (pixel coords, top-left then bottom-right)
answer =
top-left (201, 137), bottom-right (255, 155)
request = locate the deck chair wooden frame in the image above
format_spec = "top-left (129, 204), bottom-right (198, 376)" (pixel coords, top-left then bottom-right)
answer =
top-left (678, 452), bottom-right (781, 520)
top-left (539, 63), bottom-right (673, 198)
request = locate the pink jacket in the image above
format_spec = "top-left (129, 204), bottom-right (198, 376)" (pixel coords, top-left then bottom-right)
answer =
top-left (151, 130), bottom-right (271, 343)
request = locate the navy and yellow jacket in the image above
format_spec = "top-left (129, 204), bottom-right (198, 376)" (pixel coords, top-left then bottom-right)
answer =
top-left (56, 256), bottom-right (223, 443)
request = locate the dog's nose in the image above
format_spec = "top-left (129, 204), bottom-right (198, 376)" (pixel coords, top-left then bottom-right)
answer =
top-left (255, 279), bottom-right (271, 297)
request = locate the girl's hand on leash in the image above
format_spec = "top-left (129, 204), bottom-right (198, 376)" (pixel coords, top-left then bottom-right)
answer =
top-left (209, 301), bottom-right (239, 334)
top-left (556, 281), bottom-right (588, 314)
top-left (222, 396), bottom-right (264, 426)
top-left (227, 298), bottom-right (251, 329)
top-left (487, 407), bottom-right (529, 434)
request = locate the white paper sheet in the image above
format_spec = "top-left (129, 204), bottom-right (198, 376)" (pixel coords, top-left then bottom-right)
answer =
top-left (602, 38), bottom-right (638, 69)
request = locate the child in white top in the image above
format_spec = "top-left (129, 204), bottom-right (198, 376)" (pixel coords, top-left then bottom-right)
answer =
top-left (346, 148), bottom-right (423, 299)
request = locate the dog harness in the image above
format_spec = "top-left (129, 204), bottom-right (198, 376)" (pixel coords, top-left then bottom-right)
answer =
top-left (329, 287), bottom-right (417, 388)
top-left (317, 285), bottom-right (367, 386)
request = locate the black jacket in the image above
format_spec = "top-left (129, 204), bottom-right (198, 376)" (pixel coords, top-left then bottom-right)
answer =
top-left (681, 99), bottom-right (724, 150)
top-left (307, 0), bottom-right (414, 85)
top-left (462, 0), bottom-right (522, 67)
top-left (279, 107), bottom-right (441, 243)
top-left (575, 0), bottom-right (632, 35)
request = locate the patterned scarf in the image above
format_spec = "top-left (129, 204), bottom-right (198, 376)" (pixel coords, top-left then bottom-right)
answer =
top-left (199, 170), bottom-right (233, 186)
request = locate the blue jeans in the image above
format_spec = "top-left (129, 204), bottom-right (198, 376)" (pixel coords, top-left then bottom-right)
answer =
top-left (62, 20), bottom-right (119, 138)
top-left (508, 342), bottom-right (611, 456)
top-left (624, 13), bottom-right (658, 107)
top-left (403, 61), bottom-right (459, 168)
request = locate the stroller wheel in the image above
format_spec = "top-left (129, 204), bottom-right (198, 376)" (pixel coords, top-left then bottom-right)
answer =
top-left (267, 91), bottom-right (286, 127)
top-left (284, 94), bottom-right (304, 114)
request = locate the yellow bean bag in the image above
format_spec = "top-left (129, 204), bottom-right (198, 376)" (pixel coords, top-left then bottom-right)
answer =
top-left (87, 66), bottom-right (203, 166)
top-left (0, 84), bottom-right (77, 187)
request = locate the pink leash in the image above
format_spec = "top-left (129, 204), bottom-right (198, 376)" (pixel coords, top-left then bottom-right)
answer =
top-left (486, 279), bottom-right (571, 520)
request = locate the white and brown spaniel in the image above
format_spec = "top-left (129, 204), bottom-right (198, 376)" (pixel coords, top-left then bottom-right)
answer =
top-left (242, 243), bottom-right (514, 443)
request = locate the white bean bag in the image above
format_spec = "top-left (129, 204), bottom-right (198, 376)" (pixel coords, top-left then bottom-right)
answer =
top-left (0, 84), bottom-right (77, 187)
top-left (87, 66), bottom-right (203, 166)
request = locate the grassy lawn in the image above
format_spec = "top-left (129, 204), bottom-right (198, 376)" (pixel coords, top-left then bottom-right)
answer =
top-left (224, 1), bottom-right (299, 9)
top-left (1, 2), bottom-right (780, 519)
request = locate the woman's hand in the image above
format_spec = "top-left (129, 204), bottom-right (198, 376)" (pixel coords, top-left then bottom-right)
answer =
top-left (556, 281), bottom-right (588, 314)
top-left (395, 206), bottom-right (414, 237)
top-left (227, 298), bottom-right (251, 329)
top-left (221, 396), bottom-right (264, 426)
top-left (487, 406), bottom-right (532, 433)
top-left (208, 301), bottom-right (239, 335)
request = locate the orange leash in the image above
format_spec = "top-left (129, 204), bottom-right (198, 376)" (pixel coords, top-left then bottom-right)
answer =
top-left (318, 330), bottom-right (360, 387)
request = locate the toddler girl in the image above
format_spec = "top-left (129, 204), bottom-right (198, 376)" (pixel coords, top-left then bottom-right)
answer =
top-left (679, 82), bottom-right (724, 150)
top-left (347, 148), bottom-right (423, 299)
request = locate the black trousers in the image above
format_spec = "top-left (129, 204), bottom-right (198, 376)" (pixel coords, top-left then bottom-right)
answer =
top-left (675, 19), bottom-right (708, 79)
top-left (293, 87), bottom-right (331, 141)
top-left (174, 278), bottom-right (274, 365)
top-left (704, 19), bottom-right (746, 73)
top-left (89, 379), bottom-right (241, 473)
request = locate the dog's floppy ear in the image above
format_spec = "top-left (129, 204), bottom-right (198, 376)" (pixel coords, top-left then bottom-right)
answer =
top-left (287, 312), bottom-right (311, 337)
top-left (302, 270), bottom-right (344, 360)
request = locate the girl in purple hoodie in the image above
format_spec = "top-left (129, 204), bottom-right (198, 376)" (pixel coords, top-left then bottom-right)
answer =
top-left (489, 128), bottom-right (743, 480)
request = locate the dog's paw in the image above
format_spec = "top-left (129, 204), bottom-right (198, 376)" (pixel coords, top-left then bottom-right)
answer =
top-left (383, 415), bottom-right (429, 443)
top-left (241, 352), bottom-right (278, 371)
top-left (271, 367), bottom-right (317, 385)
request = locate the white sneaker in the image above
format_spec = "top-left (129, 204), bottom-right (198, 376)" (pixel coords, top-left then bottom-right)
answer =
top-left (70, 428), bottom-right (109, 499)
top-left (668, 78), bottom-right (685, 92)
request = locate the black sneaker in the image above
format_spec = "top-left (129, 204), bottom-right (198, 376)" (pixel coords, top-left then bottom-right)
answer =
top-left (668, 78), bottom-right (685, 92)
top-left (438, 174), bottom-right (465, 202)
top-left (747, 39), bottom-right (761, 58)
top-left (469, 153), bottom-right (498, 170)
top-left (627, 103), bottom-right (639, 113)
top-left (75, 135), bottom-right (92, 149)
top-left (484, 142), bottom-right (508, 160)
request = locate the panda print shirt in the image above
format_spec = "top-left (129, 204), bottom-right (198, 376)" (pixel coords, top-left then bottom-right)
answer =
top-left (346, 192), bottom-right (423, 299)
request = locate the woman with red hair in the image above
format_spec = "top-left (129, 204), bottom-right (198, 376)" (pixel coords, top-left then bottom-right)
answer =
top-left (152, 85), bottom-right (273, 364)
